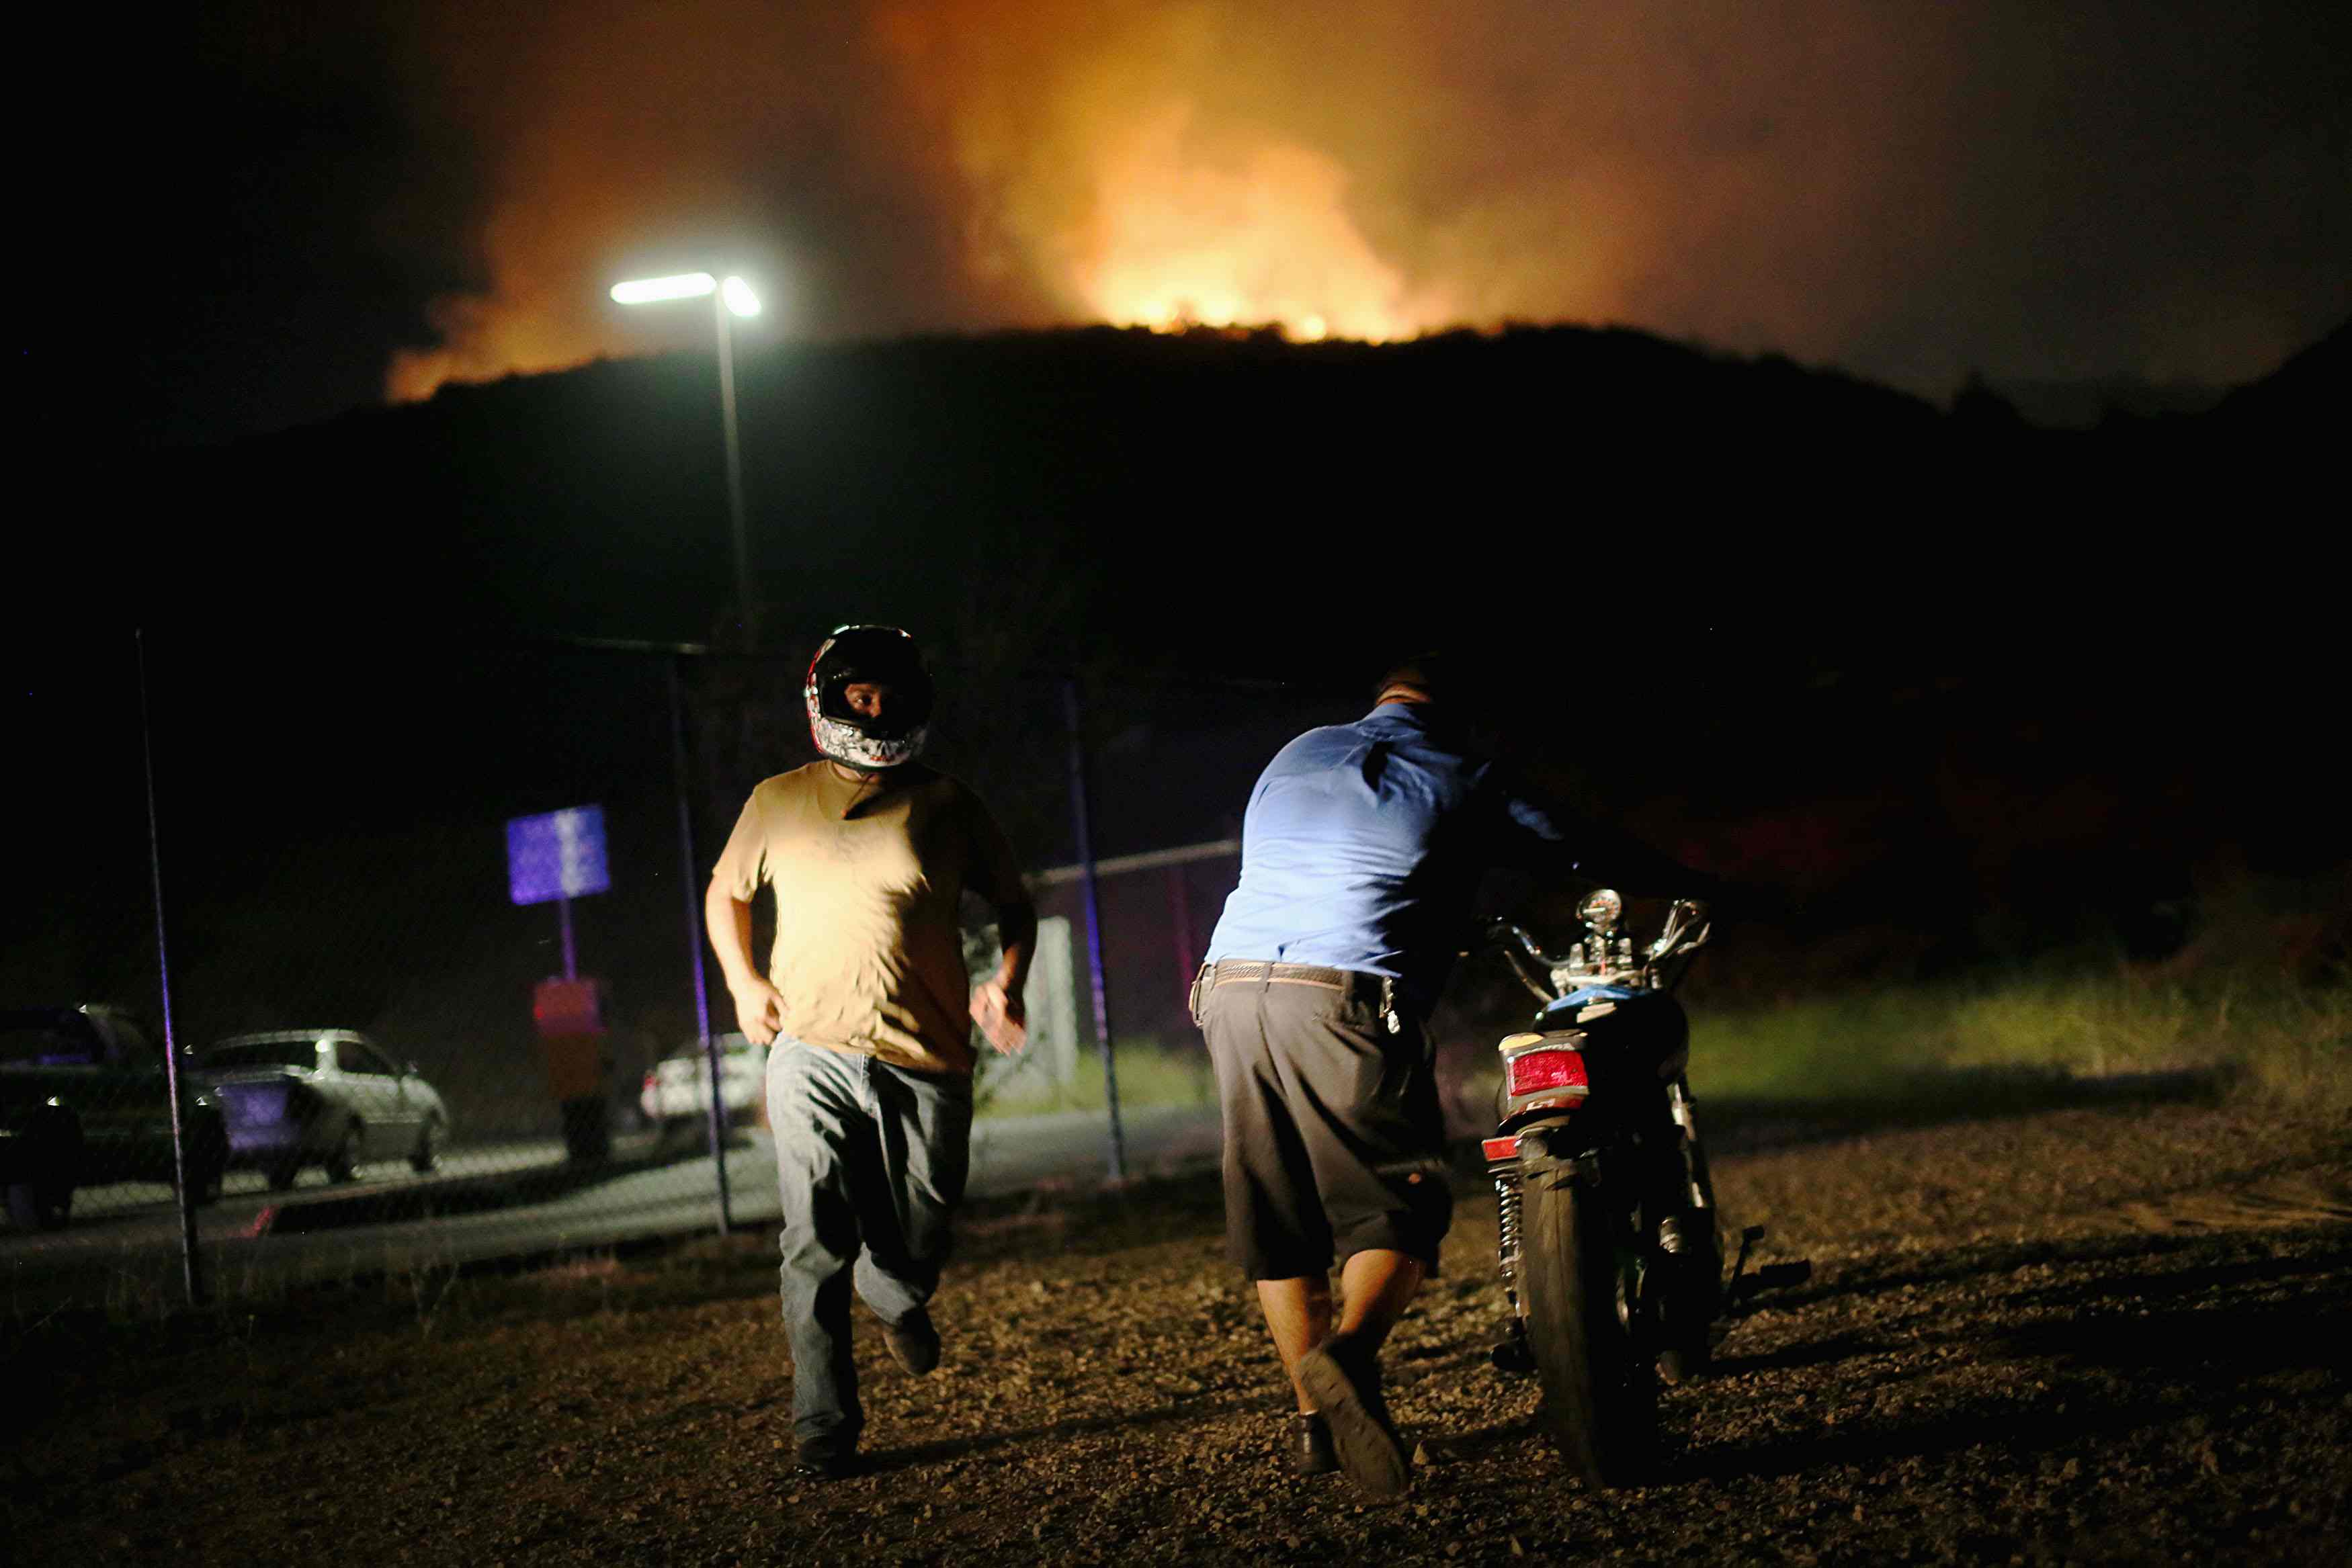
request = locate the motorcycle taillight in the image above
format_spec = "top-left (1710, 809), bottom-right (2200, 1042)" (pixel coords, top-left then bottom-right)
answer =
top-left (1507, 1047), bottom-right (1589, 1098)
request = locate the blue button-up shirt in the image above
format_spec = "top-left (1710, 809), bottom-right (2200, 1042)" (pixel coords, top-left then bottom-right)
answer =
top-left (1204, 703), bottom-right (1572, 1013)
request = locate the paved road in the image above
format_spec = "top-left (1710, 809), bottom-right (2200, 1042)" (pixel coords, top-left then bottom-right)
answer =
top-left (0, 1104), bottom-right (1223, 1316)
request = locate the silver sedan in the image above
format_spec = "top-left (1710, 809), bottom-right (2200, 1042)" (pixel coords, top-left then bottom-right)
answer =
top-left (196, 1031), bottom-right (451, 1190)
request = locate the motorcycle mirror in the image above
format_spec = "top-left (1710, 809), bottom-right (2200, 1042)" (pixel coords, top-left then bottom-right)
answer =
top-left (1577, 887), bottom-right (1623, 937)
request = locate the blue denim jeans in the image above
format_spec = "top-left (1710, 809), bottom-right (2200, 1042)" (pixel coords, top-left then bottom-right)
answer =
top-left (767, 1039), bottom-right (974, 1448)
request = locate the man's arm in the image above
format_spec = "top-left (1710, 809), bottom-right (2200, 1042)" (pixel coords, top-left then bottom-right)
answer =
top-left (704, 877), bottom-right (785, 1045)
top-left (993, 896), bottom-right (1037, 995)
top-left (706, 789), bottom-right (786, 1044)
top-left (1498, 789), bottom-right (1724, 902)
top-left (966, 798), bottom-right (1036, 1055)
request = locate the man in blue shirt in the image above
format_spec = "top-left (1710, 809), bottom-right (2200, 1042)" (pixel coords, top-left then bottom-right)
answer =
top-left (1194, 655), bottom-right (1694, 1496)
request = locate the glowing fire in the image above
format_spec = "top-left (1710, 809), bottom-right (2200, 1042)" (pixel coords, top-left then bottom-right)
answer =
top-left (380, 3), bottom-right (1479, 405)
top-left (1061, 106), bottom-right (1454, 344)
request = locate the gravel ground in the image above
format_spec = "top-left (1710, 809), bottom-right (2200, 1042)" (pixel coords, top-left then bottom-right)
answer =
top-left (8, 1096), bottom-right (2349, 1566)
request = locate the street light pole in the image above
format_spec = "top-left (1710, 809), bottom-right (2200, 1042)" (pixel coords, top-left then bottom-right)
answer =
top-left (611, 270), bottom-right (765, 645)
top-left (712, 289), bottom-right (752, 646)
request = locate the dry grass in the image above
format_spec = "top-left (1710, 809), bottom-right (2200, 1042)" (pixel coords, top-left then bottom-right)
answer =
top-left (1690, 964), bottom-right (2351, 1112)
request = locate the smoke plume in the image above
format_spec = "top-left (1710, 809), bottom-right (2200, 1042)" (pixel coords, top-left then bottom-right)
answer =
top-left (381, 0), bottom-right (2351, 402)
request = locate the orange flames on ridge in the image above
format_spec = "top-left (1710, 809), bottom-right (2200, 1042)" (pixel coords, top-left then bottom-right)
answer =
top-left (1064, 107), bottom-right (1454, 343)
top-left (869, 0), bottom-right (1480, 347)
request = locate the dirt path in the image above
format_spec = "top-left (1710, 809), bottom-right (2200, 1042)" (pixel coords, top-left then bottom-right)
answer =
top-left (9, 1100), bottom-right (2348, 1565)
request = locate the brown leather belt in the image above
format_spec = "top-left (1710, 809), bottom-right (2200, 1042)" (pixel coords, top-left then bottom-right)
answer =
top-left (1203, 959), bottom-right (1358, 988)
top-left (1191, 959), bottom-right (1404, 1037)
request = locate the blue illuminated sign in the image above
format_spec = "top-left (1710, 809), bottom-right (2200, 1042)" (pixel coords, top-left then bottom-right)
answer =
top-left (507, 806), bottom-right (611, 905)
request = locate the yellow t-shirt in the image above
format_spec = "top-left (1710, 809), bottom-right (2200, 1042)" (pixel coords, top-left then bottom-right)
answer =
top-left (711, 762), bottom-right (1024, 1076)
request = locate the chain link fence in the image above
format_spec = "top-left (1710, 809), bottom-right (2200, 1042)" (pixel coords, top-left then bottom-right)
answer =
top-left (2, 633), bottom-right (1369, 1317)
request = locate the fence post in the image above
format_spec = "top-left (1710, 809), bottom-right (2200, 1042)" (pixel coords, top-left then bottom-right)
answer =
top-left (138, 629), bottom-right (207, 1307)
top-left (1060, 677), bottom-right (1127, 1182)
top-left (669, 656), bottom-right (731, 1235)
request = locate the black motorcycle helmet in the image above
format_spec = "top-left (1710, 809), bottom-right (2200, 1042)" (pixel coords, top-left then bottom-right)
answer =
top-left (803, 624), bottom-right (935, 771)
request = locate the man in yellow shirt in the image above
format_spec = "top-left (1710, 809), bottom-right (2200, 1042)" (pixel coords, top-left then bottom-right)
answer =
top-left (706, 625), bottom-right (1034, 1480)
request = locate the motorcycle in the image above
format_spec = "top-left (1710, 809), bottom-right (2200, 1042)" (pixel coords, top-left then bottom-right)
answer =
top-left (1481, 890), bottom-right (1808, 1486)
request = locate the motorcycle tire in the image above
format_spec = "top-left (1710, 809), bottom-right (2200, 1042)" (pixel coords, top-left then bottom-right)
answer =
top-left (1519, 1153), bottom-right (1658, 1487)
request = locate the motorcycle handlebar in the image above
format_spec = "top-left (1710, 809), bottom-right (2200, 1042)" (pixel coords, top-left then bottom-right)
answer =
top-left (1486, 902), bottom-right (1709, 963)
top-left (1484, 918), bottom-right (1572, 971)
top-left (1483, 898), bottom-right (1713, 999)
top-left (1648, 899), bottom-right (1712, 961)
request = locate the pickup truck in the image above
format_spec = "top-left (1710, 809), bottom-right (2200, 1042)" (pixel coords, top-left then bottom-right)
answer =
top-left (0, 1004), bottom-right (228, 1229)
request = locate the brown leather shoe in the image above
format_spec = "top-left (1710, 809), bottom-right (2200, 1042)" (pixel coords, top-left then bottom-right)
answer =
top-left (1297, 1336), bottom-right (1411, 1497)
top-left (1293, 1412), bottom-right (1338, 1475)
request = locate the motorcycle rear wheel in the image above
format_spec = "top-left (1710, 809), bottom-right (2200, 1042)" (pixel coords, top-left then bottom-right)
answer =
top-left (1519, 1152), bottom-right (1658, 1486)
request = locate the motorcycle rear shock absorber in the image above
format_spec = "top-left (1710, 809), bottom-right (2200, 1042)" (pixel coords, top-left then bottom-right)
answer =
top-left (1489, 1162), bottom-right (1536, 1374)
top-left (1494, 1164), bottom-right (1523, 1302)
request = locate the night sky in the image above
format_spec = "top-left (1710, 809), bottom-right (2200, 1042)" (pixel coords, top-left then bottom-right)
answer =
top-left (40, 0), bottom-right (2351, 449)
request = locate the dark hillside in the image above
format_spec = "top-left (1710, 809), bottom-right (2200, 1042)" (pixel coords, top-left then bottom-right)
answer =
top-left (128, 324), bottom-right (1985, 666)
top-left (2208, 315), bottom-right (2349, 440)
top-left (117, 314), bottom-right (2340, 683)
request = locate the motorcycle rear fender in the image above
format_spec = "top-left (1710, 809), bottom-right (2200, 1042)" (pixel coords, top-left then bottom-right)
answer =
top-left (1499, 1117), bottom-right (1607, 1184)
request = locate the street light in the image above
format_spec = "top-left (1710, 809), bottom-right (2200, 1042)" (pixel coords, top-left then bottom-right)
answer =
top-left (610, 270), bottom-right (764, 642)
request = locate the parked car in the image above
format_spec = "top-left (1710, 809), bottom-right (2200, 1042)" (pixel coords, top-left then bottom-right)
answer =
top-left (194, 1030), bottom-right (451, 1190)
top-left (0, 1004), bottom-right (227, 1230)
top-left (640, 1033), bottom-right (766, 1137)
